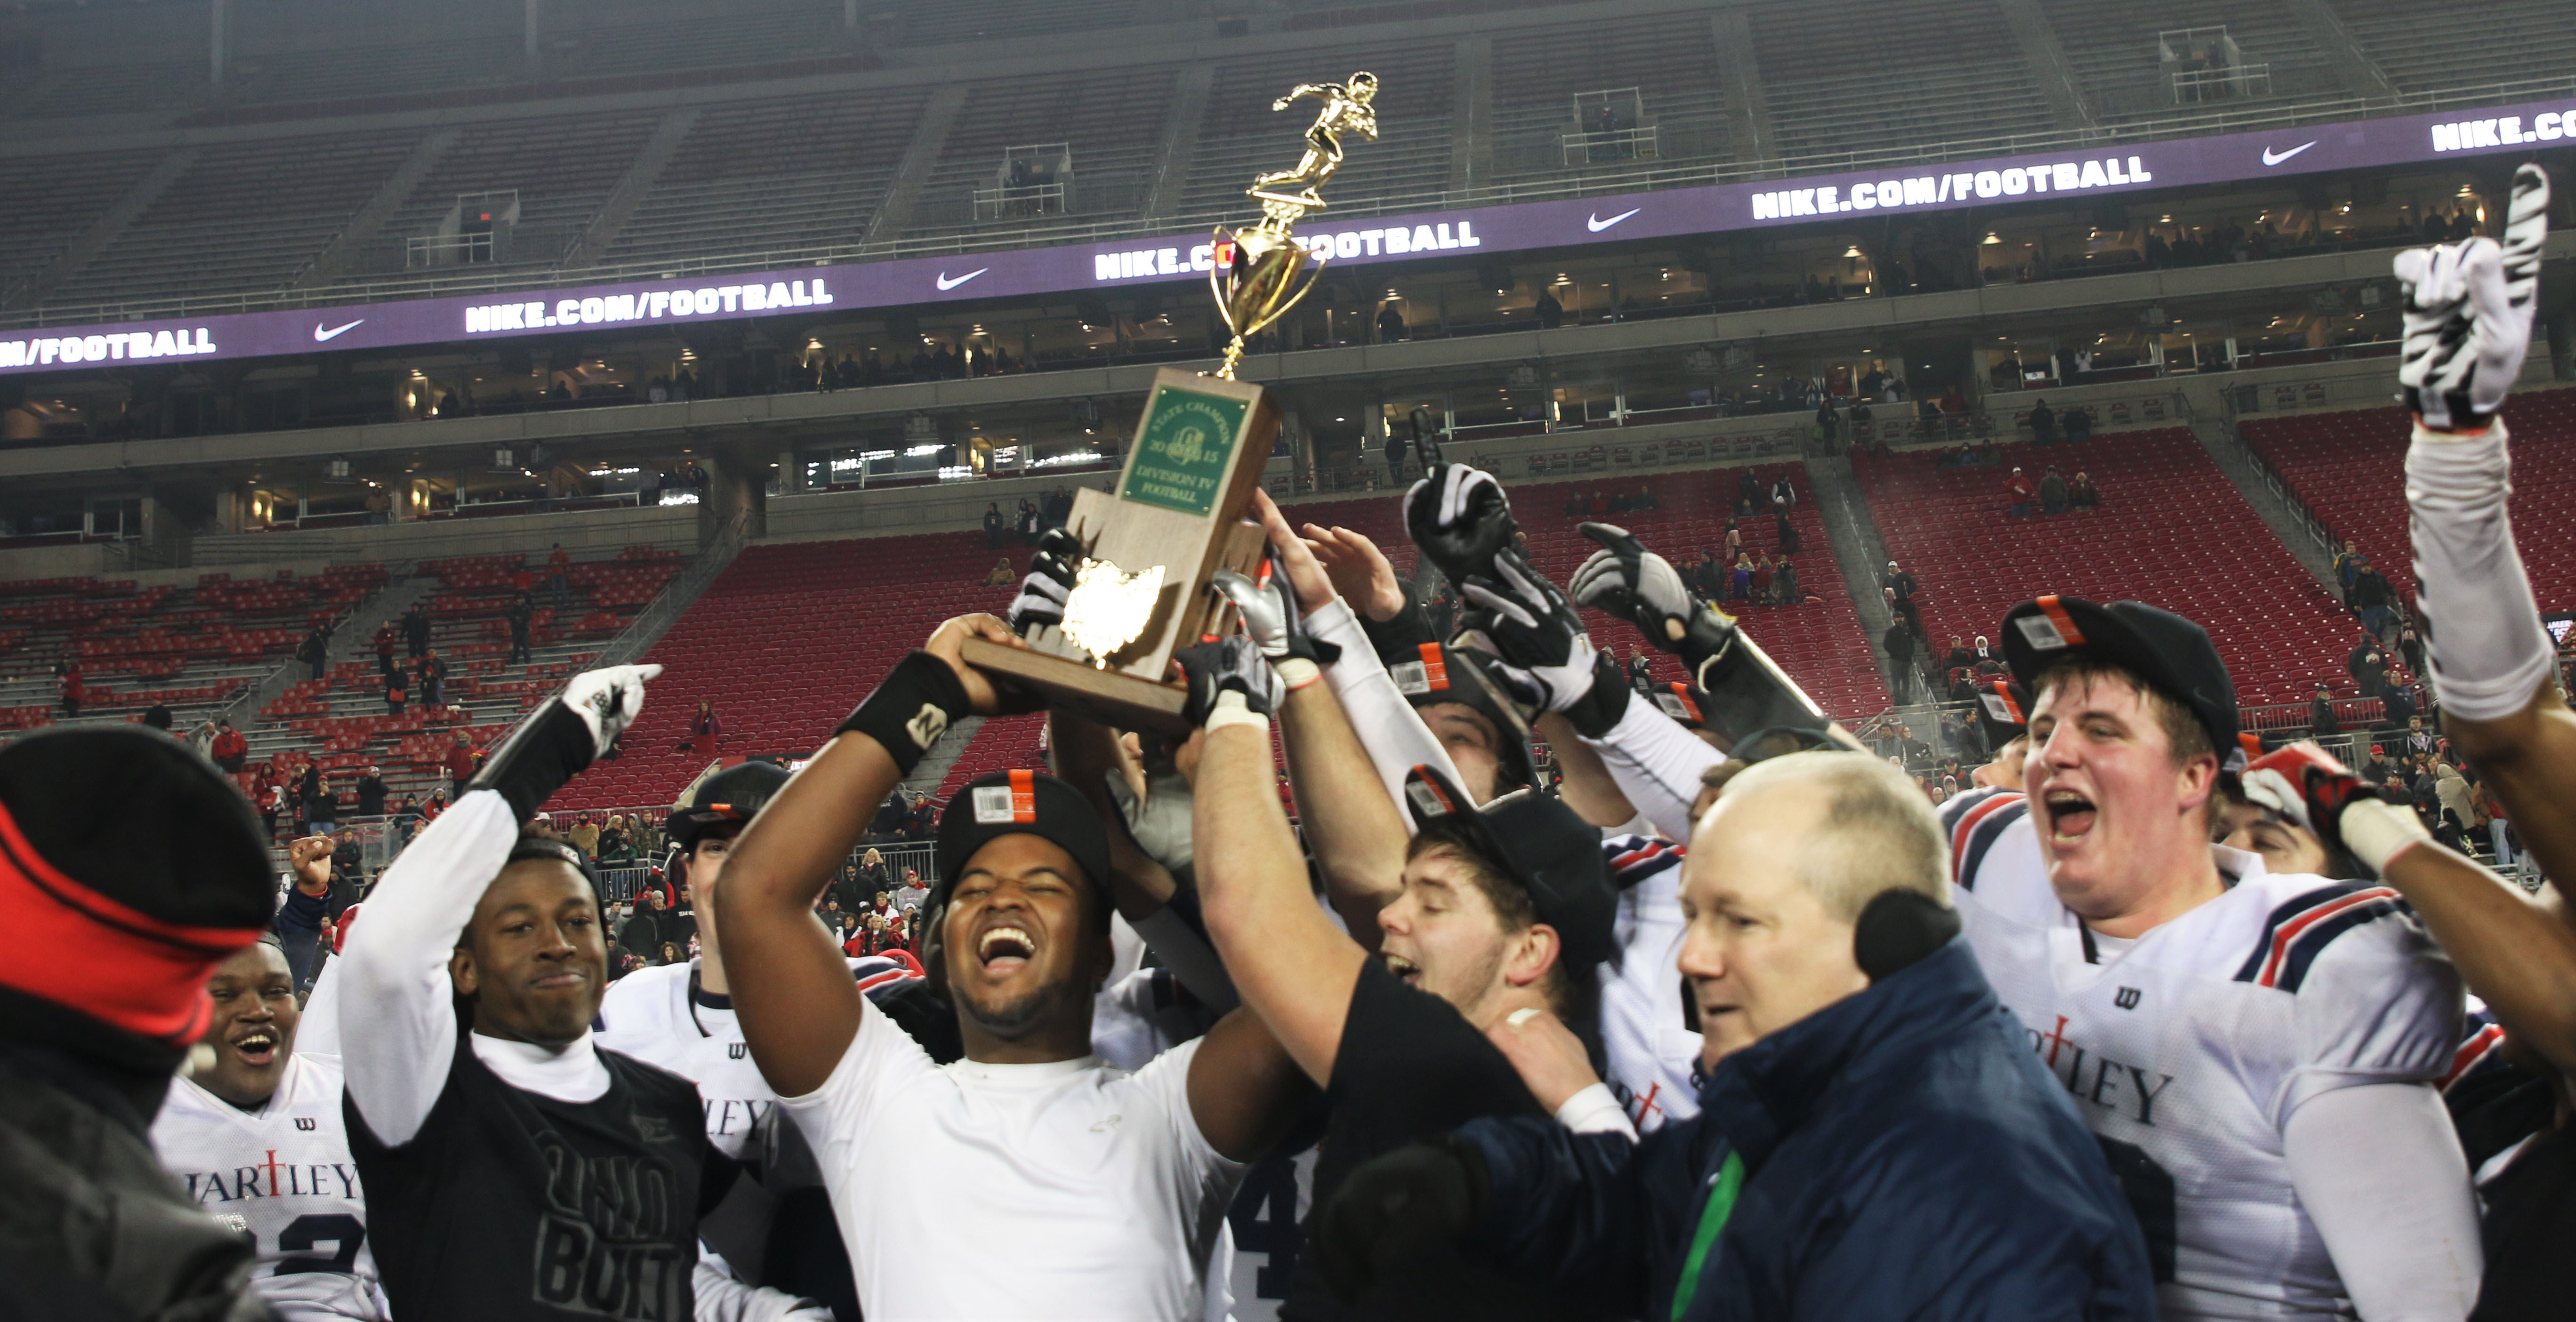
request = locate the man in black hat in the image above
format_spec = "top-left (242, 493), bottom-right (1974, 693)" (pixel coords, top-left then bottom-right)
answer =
top-left (1970, 673), bottom-right (2033, 789)
top-left (712, 615), bottom-right (1313, 1320)
top-left (1938, 594), bottom-right (2478, 1322)
top-left (336, 662), bottom-right (785, 1320)
top-left (0, 725), bottom-right (277, 1321)
top-left (597, 758), bottom-right (895, 1318)
top-left (1189, 626), bottom-right (1627, 1322)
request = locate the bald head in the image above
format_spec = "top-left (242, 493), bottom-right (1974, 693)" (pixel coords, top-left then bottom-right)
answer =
top-left (1707, 752), bottom-right (1950, 921)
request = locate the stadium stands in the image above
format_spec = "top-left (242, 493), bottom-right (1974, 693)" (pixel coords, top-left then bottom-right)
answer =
top-left (1486, 17), bottom-right (1733, 177)
top-left (0, 565), bottom-right (385, 732)
top-left (235, 546), bottom-right (683, 825)
top-left (603, 89), bottom-right (929, 266)
top-left (2333, 0), bottom-right (2576, 96)
top-left (1853, 429), bottom-right (2359, 708)
top-left (2033, 0), bottom-right (2342, 119)
top-left (0, 148), bottom-right (169, 304)
top-left (1176, 41), bottom-right (1458, 222)
top-left (1748, 0), bottom-right (2061, 160)
top-left (906, 68), bottom-right (1176, 233)
top-left (47, 133), bottom-right (423, 306)
top-left (2243, 387), bottom-right (2576, 609)
top-left (368, 110), bottom-right (669, 272)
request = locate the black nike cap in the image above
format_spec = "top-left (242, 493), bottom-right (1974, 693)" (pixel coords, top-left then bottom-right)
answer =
top-left (2000, 595), bottom-right (2241, 769)
top-left (1399, 764), bottom-right (1616, 973)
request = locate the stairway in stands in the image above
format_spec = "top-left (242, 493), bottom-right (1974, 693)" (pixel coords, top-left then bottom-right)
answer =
top-left (2243, 387), bottom-right (2576, 609)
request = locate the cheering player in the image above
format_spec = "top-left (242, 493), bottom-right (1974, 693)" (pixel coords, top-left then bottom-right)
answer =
top-left (153, 935), bottom-right (386, 1321)
top-left (1940, 597), bottom-right (2479, 1320)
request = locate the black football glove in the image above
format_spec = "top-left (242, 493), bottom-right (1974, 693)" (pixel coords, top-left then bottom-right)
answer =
top-left (1174, 635), bottom-right (1279, 726)
top-left (1457, 549), bottom-right (1629, 738)
top-left (1006, 527), bottom-right (1085, 637)
top-left (1403, 463), bottom-right (1518, 588)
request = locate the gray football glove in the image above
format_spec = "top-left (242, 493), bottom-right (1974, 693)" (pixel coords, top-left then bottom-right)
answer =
top-left (1457, 550), bottom-right (1628, 737)
top-left (2396, 162), bottom-right (2549, 432)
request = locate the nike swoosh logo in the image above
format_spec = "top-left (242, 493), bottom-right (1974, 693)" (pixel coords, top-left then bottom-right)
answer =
top-left (1586, 209), bottom-right (1640, 232)
top-left (934, 269), bottom-right (988, 290)
top-left (2260, 142), bottom-right (2317, 166)
top-left (313, 318), bottom-right (364, 342)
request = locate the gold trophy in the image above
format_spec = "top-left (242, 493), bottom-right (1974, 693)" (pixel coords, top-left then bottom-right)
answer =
top-left (960, 72), bottom-right (1381, 734)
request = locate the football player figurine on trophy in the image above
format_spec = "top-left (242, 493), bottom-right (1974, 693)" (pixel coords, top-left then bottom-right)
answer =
top-left (959, 73), bottom-right (1383, 733)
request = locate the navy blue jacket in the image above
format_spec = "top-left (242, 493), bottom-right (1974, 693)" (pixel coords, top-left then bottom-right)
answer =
top-left (1457, 939), bottom-right (2155, 1322)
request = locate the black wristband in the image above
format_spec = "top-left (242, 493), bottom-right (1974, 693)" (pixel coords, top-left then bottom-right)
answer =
top-left (468, 700), bottom-right (597, 821)
top-left (837, 651), bottom-right (973, 777)
top-left (1359, 580), bottom-right (1435, 663)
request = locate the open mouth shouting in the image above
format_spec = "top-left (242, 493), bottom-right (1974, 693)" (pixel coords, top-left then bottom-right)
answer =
top-left (228, 1025), bottom-right (282, 1069)
top-left (1380, 951), bottom-right (1423, 988)
top-left (978, 925), bottom-right (1038, 975)
top-left (2042, 788), bottom-right (2099, 846)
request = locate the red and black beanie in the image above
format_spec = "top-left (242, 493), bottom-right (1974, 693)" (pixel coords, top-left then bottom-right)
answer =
top-left (0, 727), bottom-right (275, 1048)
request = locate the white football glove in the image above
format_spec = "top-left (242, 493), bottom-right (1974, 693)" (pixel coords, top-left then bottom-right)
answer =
top-left (2395, 162), bottom-right (2550, 431)
top-left (559, 663), bottom-right (660, 758)
top-left (1006, 527), bottom-right (1083, 636)
top-left (1568, 522), bottom-right (1696, 647)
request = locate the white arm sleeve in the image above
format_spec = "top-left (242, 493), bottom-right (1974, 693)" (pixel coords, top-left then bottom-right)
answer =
top-left (2406, 420), bottom-right (2558, 720)
top-left (691, 1246), bottom-right (829, 1322)
top-left (1580, 700), bottom-right (1726, 843)
top-left (2282, 1083), bottom-right (2482, 1322)
top-left (1304, 595), bottom-right (1465, 820)
top-left (296, 955), bottom-right (343, 1057)
top-left (338, 789), bottom-right (520, 1147)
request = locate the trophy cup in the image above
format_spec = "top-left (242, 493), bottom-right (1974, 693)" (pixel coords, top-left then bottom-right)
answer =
top-left (959, 73), bottom-right (1379, 734)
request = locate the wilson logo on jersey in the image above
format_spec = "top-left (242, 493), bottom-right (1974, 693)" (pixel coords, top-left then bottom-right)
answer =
top-left (2231, 884), bottom-right (2409, 992)
top-left (295, 1117), bottom-right (318, 1130)
top-left (2113, 987), bottom-right (2142, 1010)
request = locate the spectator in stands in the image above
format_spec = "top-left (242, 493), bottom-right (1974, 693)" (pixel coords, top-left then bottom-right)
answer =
top-left (1376, 305), bottom-right (1407, 344)
top-left (1723, 517), bottom-right (1744, 560)
top-left (2309, 684), bottom-right (2341, 736)
top-left (1883, 618), bottom-right (1919, 701)
top-left (1776, 508), bottom-right (1801, 554)
top-left (2029, 398), bottom-right (2057, 444)
top-left (2350, 636), bottom-right (2389, 695)
top-left (684, 699), bottom-right (723, 752)
top-left (1770, 472), bottom-right (1795, 510)
top-left (419, 651), bottom-right (447, 709)
top-left (506, 594), bottom-right (534, 667)
top-left (443, 732), bottom-right (475, 800)
top-left (355, 766), bottom-right (387, 817)
top-left (2038, 465), bottom-right (2069, 515)
top-left (2397, 623), bottom-right (2426, 677)
top-left (1535, 288), bottom-right (1563, 328)
top-left (385, 667), bottom-right (407, 716)
top-left (983, 503), bottom-right (1006, 548)
top-left (1883, 586), bottom-right (1922, 638)
top-left (2069, 470), bottom-right (2099, 510)
top-left (401, 603), bottom-right (430, 658)
top-left (2064, 407), bottom-right (2092, 443)
top-left (1752, 551), bottom-right (1776, 605)
top-left (619, 888), bottom-right (670, 968)
top-left (546, 544), bottom-right (571, 612)
top-left (374, 624), bottom-right (396, 680)
top-left (2005, 466), bottom-right (2035, 517)
top-left (209, 717), bottom-right (247, 773)
top-left (979, 558), bottom-right (1015, 586)
top-left (1883, 560), bottom-right (1918, 606)
top-left (2380, 674), bottom-right (2417, 729)
top-left (392, 794), bottom-right (421, 846)
top-left (569, 813), bottom-right (601, 862)
top-left (1731, 554), bottom-right (1754, 601)
top-left (2352, 562), bottom-right (2399, 639)
top-left (1773, 553), bottom-right (1800, 605)
top-left (1737, 470), bottom-right (1763, 515)
top-left (330, 829), bottom-right (363, 889)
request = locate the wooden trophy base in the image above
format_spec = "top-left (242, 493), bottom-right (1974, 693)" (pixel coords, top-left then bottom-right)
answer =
top-left (959, 637), bottom-right (1193, 735)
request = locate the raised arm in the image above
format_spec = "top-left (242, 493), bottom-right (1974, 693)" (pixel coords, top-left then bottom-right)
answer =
top-left (716, 616), bottom-right (1025, 1097)
top-left (2249, 742), bottom-right (2576, 1077)
top-left (1184, 638), bottom-right (1368, 1086)
top-left (1279, 668), bottom-right (1409, 942)
top-left (341, 665), bottom-right (655, 1145)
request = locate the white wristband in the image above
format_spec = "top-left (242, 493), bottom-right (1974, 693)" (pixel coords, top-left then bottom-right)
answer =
top-left (1276, 656), bottom-right (1322, 691)
top-left (1204, 690), bottom-right (1272, 735)
top-left (1553, 1081), bottom-right (1638, 1140)
top-left (2341, 798), bottom-right (2433, 876)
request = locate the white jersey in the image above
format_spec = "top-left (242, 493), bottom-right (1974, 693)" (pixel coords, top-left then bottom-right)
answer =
top-left (781, 1001), bottom-right (1245, 1321)
top-left (1940, 787), bottom-right (2463, 1321)
top-left (1599, 833), bottom-right (1701, 1133)
top-left (152, 1053), bottom-right (386, 1322)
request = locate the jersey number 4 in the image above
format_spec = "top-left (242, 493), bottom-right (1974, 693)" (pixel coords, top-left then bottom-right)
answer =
top-left (240, 1214), bottom-right (366, 1277)
top-left (2094, 1137), bottom-right (2177, 1283)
